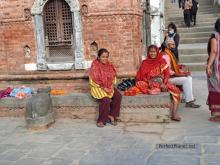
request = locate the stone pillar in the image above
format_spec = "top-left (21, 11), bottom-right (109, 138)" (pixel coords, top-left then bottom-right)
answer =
top-left (73, 11), bottom-right (85, 69)
top-left (34, 15), bottom-right (47, 70)
top-left (150, 0), bottom-right (164, 47)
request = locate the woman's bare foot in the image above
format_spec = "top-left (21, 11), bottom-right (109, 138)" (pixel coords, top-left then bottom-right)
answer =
top-left (209, 117), bottom-right (220, 122)
top-left (171, 114), bottom-right (181, 122)
top-left (96, 122), bottom-right (105, 127)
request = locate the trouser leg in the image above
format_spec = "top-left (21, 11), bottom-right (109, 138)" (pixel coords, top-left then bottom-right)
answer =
top-left (110, 88), bottom-right (122, 118)
top-left (98, 97), bottom-right (111, 124)
top-left (169, 76), bottom-right (194, 102)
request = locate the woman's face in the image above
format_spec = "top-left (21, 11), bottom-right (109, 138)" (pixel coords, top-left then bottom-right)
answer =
top-left (148, 47), bottom-right (157, 59)
top-left (99, 52), bottom-right (109, 64)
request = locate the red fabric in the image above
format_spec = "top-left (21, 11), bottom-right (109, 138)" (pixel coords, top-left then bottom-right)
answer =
top-left (90, 59), bottom-right (116, 89)
top-left (133, 46), bottom-right (180, 102)
top-left (136, 46), bottom-right (169, 84)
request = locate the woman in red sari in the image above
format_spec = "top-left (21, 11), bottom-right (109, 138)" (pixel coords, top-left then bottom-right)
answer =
top-left (136, 45), bottom-right (181, 121)
top-left (89, 48), bottom-right (122, 127)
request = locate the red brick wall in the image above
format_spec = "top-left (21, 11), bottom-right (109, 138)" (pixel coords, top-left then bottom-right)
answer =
top-left (0, 0), bottom-right (143, 75)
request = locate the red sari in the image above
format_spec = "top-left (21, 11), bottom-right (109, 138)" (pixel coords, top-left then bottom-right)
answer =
top-left (134, 48), bottom-right (180, 103)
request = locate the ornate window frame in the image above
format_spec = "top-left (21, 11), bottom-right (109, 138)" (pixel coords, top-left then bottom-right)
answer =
top-left (31, 0), bottom-right (85, 70)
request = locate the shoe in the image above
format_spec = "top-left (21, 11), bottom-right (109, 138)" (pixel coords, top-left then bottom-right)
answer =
top-left (181, 98), bottom-right (186, 103)
top-left (185, 102), bottom-right (201, 108)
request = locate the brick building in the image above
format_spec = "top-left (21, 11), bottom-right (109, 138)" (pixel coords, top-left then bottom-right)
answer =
top-left (0, 0), bottom-right (145, 91)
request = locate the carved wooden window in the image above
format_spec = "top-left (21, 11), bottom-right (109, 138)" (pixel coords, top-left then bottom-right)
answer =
top-left (43, 0), bottom-right (74, 59)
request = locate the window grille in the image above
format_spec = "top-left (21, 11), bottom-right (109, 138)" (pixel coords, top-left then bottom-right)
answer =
top-left (43, 0), bottom-right (74, 58)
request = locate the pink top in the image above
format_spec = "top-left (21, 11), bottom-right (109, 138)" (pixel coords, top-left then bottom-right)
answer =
top-left (162, 54), bottom-right (175, 76)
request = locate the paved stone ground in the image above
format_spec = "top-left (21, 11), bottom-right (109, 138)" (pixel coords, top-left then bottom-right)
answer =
top-left (0, 72), bottom-right (220, 165)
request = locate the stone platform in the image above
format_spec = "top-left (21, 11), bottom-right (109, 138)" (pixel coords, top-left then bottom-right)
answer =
top-left (0, 93), bottom-right (171, 123)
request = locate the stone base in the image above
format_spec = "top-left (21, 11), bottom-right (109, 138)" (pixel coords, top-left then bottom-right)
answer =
top-left (26, 111), bottom-right (56, 129)
top-left (0, 93), bottom-right (171, 123)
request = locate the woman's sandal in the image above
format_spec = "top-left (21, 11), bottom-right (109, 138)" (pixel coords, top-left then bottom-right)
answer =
top-left (115, 117), bottom-right (122, 122)
top-left (96, 122), bottom-right (105, 127)
top-left (171, 115), bottom-right (181, 122)
top-left (107, 116), bottom-right (117, 126)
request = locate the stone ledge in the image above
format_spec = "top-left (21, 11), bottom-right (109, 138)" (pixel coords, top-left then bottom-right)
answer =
top-left (0, 92), bottom-right (171, 123)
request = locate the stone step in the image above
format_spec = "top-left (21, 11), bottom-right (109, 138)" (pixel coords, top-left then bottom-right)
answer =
top-left (183, 62), bottom-right (206, 71)
top-left (0, 93), bottom-right (171, 123)
top-left (166, 16), bottom-right (218, 23)
top-left (165, 14), bottom-right (218, 22)
top-left (168, 22), bottom-right (216, 28)
top-left (180, 37), bottom-right (209, 44)
top-left (180, 31), bottom-right (210, 38)
top-left (165, 6), bottom-right (214, 11)
top-left (179, 47), bottom-right (206, 55)
top-left (178, 26), bottom-right (214, 33)
top-left (179, 54), bottom-right (207, 63)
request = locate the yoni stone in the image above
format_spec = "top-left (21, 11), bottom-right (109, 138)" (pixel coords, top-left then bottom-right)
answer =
top-left (25, 87), bottom-right (55, 130)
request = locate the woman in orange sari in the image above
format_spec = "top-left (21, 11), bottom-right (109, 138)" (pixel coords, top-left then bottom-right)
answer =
top-left (89, 48), bottom-right (122, 127)
top-left (136, 45), bottom-right (181, 121)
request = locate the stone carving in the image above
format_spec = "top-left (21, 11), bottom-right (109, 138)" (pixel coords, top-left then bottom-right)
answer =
top-left (31, 0), bottom-right (85, 70)
top-left (24, 8), bottom-right (32, 21)
top-left (24, 45), bottom-right (31, 58)
top-left (25, 87), bottom-right (55, 129)
top-left (31, 0), bottom-right (80, 14)
top-left (81, 4), bottom-right (88, 16)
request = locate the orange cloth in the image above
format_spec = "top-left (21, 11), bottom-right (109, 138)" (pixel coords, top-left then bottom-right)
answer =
top-left (164, 48), bottom-right (181, 74)
top-left (50, 90), bottom-right (65, 95)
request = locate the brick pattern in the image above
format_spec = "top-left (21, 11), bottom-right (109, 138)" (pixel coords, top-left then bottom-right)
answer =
top-left (0, 0), bottom-right (143, 76)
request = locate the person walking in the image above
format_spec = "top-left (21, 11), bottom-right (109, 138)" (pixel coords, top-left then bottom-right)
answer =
top-left (183, 0), bottom-right (192, 27)
top-left (207, 18), bottom-right (220, 122)
top-left (178, 0), bottom-right (182, 9)
top-left (191, 0), bottom-right (199, 26)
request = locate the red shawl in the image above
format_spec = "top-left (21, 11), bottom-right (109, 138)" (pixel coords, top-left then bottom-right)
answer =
top-left (89, 59), bottom-right (116, 89)
top-left (136, 46), bottom-right (166, 81)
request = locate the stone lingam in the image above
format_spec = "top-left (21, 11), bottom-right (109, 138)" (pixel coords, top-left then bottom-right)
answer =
top-left (25, 87), bottom-right (55, 130)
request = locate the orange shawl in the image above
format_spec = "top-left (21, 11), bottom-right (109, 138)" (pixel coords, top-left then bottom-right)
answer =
top-left (164, 48), bottom-right (181, 74)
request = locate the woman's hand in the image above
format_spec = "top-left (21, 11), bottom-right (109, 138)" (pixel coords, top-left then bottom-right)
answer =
top-left (206, 66), bottom-right (212, 78)
top-left (161, 83), bottom-right (167, 92)
top-left (103, 86), bottom-right (114, 94)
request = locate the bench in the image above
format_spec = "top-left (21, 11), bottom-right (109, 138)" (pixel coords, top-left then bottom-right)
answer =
top-left (0, 92), bottom-right (171, 123)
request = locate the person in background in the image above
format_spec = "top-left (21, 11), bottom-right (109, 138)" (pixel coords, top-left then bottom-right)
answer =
top-left (163, 22), bottom-right (180, 62)
top-left (206, 18), bottom-right (220, 122)
top-left (183, 0), bottom-right (192, 27)
top-left (162, 38), bottom-right (201, 108)
top-left (191, 0), bottom-right (199, 26)
top-left (89, 48), bottom-right (122, 127)
top-left (178, 0), bottom-right (183, 9)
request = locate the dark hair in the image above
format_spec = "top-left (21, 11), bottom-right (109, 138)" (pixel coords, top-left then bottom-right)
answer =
top-left (168, 22), bottom-right (177, 33)
top-left (97, 48), bottom-right (109, 58)
top-left (148, 45), bottom-right (158, 53)
top-left (215, 18), bottom-right (220, 33)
